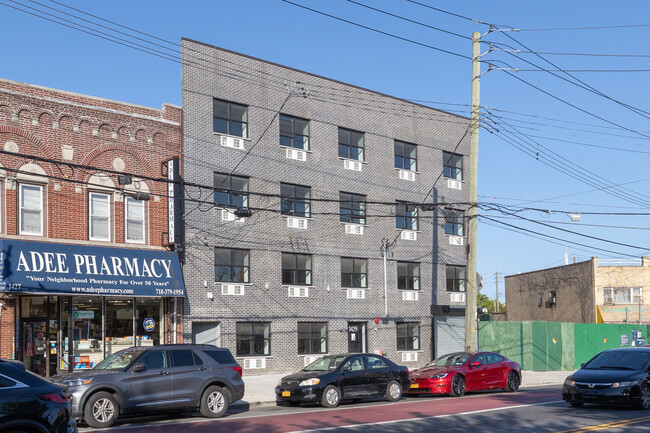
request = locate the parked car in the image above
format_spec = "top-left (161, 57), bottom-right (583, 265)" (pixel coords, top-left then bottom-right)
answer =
top-left (563, 347), bottom-right (650, 409)
top-left (53, 344), bottom-right (244, 428)
top-left (0, 359), bottom-right (77, 433)
top-left (275, 353), bottom-right (410, 408)
top-left (406, 351), bottom-right (521, 397)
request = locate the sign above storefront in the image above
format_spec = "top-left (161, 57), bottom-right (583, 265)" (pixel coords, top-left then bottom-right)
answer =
top-left (0, 239), bottom-right (185, 297)
top-left (597, 305), bottom-right (650, 324)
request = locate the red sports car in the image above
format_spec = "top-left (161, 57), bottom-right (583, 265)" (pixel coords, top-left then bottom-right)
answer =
top-left (406, 351), bottom-right (521, 397)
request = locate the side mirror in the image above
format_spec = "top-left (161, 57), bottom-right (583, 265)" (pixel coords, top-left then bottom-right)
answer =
top-left (341, 365), bottom-right (352, 374)
top-left (132, 362), bottom-right (147, 373)
top-left (470, 361), bottom-right (482, 367)
top-left (580, 363), bottom-right (585, 368)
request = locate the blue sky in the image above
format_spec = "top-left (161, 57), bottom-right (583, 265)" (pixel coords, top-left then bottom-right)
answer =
top-left (3, 0), bottom-right (650, 302)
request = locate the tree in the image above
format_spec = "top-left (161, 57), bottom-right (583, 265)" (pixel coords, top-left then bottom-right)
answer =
top-left (477, 293), bottom-right (505, 314)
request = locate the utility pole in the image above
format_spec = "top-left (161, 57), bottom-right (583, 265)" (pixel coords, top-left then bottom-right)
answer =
top-left (495, 271), bottom-right (499, 313)
top-left (465, 31), bottom-right (481, 352)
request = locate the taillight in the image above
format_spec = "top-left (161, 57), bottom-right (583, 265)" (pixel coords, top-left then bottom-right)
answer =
top-left (39, 393), bottom-right (70, 404)
top-left (232, 366), bottom-right (243, 376)
top-left (406, 368), bottom-right (409, 376)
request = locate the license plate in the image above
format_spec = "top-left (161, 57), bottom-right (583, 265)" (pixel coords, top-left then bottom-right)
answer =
top-left (282, 391), bottom-right (290, 397)
top-left (410, 383), bottom-right (419, 389)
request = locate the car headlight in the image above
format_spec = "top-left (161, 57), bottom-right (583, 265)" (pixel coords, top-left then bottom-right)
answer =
top-left (429, 373), bottom-right (449, 379)
top-left (299, 378), bottom-right (321, 387)
top-left (564, 378), bottom-right (575, 386)
top-left (612, 380), bottom-right (642, 388)
top-left (63, 378), bottom-right (93, 387)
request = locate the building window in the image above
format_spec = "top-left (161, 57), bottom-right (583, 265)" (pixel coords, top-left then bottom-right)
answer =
top-left (341, 257), bottom-right (367, 288)
top-left (236, 322), bottom-right (270, 356)
top-left (89, 192), bottom-right (110, 241)
top-left (446, 265), bottom-right (466, 292)
top-left (19, 184), bottom-right (43, 235)
top-left (443, 152), bottom-right (463, 180)
top-left (397, 262), bottom-right (420, 290)
top-left (214, 173), bottom-right (248, 208)
top-left (444, 209), bottom-right (464, 236)
top-left (396, 201), bottom-right (418, 231)
top-left (282, 253), bottom-right (312, 285)
top-left (397, 322), bottom-right (420, 351)
top-left (298, 322), bottom-right (327, 354)
top-left (604, 287), bottom-right (643, 304)
top-left (281, 183), bottom-right (311, 218)
top-left (213, 99), bottom-right (248, 137)
top-left (538, 293), bottom-right (543, 306)
top-left (394, 140), bottom-right (417, 171)
top-left (125, 197), bottom-right (145, 243)
top-left (338, 128), bottom-right (364, 161)
top-left (339, 192), bottom-right (366, 225)
top-left (280, 114), bottom-right (309, 150)
top-left (215, 248), bottom-right (250, 283)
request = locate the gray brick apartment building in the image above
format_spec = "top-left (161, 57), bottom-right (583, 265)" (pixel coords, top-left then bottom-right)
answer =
top-left (181, 38), bottom-right (471, 373)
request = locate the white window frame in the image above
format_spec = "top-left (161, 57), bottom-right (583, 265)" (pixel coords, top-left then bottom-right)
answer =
top-left (19, 183), bottom-right (44, 236)
top-left (125, 197), bottom-right (146, 244)
top-left (89, 191), bottom-right (111, 241)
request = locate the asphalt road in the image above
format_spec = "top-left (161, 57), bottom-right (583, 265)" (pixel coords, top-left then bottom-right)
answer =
top-left (80, 387), bottom-right (650, 432)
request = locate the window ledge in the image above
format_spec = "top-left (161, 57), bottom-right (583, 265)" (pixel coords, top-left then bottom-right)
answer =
top-left (213, 132), bottom-right (250, 141)
top-left (342, 287), bottom-right (369, 290)
top-left (443, 177), bottom-right (464, 182)
top-left (281, 285), bottom-right (314, 288)
top-left (282, 215), bottom-right (314, 221)
top-left (280, 145), bottom-right (312, 153)
top-left (339, 222), bottom-right (368, 227)
top-left (396, 350), bottom-right (424, 353)
top-left (394, 167), bottom-right (420, 174)
top-left (398, 289), bottom-right (421, 292)
top-left (338, 156), bottom-right (367, 164)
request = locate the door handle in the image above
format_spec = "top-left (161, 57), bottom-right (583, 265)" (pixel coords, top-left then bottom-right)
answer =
top-left (199, 367), bottom-right (207, 371)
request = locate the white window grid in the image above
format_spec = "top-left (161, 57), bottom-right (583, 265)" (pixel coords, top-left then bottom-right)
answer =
top-left (89, 192), bottom-right (111, 241)
top-left (19, 183), bottom-right (44, 236)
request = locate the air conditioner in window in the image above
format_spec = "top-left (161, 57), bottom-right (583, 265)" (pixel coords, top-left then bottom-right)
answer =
top-left (220, 135), bottom-right (245, 150)
top-left (449, 235), bottom-right (464, 245)
top-left (285, 148), bottom-right (307, 161)
top-left (287, 217), bottom-right (308, 229)
top-left (399, 170), bottom-right (416, 181)
top-left (343, 160), bottom-right (362, 172)
top-left (347, 289), bottom-right (366, 299)
top-left (401, 230), bottom-right (417, 241)
top-left (303, 355), bottom-right (322, 366)
top-left (450, 293), bottom-right (466, 303)
top-left (447, 179), bottom-right (462, 190)
top-left (288, 286), bottom-right (309, 297)
top-left (221, 209), bottom-right (236, 221)
top-left (221, 284), bottom-right (245, 296)
top-left (549, 296), bottom-right (557, 305)
top-left (401, 352), bottom-right (418, 362)
top-left (243, 358), bottom-right (266, 369)
top-left (604, 295), bottom-right (615, 305)
top-left (345, 224), bottom-right (364, 235)
top-left (402, 291), bottom-right (419, 301)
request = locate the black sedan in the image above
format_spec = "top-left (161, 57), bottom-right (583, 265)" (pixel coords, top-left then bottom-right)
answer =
top-left (0, 359), bottom-right (77, 433)
top-left (563, 347), bottom-right (650, 409)
top-left (276, 353), bottom-right (410, 408)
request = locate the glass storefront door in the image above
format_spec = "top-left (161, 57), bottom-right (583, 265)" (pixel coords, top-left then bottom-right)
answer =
top-left (71, 297), bottom-right (103, 369)
top-left (135, 298), bottom-right (161, 347)
top-left (22, 320), bottom-right (47, 375)
top-left (106, 298), bottom-right (134, 356)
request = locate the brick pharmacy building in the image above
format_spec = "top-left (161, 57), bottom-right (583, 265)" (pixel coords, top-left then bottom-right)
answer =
top-left (181, 39), bottom-right (471, 373)
top-left (0, 79), bottom-right (185, 376)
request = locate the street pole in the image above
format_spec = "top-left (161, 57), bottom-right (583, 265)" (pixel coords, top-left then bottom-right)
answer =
top-left (495, 271), bottom-right (499, 313)
top-left (465, 31), bottom-right (481, 352)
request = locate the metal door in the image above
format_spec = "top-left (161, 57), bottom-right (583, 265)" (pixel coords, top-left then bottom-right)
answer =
top-left (192, 322), bottom-right (221, 346)
top-left (347, 322), bottom-right (367, 353)
top-left (434, 316), bottom-right (464, 358)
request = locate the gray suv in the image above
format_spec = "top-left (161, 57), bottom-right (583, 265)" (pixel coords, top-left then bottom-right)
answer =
top-left (54, 344), bottom-right (244, 428)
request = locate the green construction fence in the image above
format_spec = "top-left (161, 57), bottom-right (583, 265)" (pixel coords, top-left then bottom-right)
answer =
top-left (478, 321), bottom-right (649, 371)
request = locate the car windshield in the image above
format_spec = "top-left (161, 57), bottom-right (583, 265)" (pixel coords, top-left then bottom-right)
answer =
top-left (584, 351), bottom-right (650, 371)
top-left (303, 356), bottom-right (348, 371)
top-left (93, 350), bottom-right (145, 370)
top-left (427, 352), bottom-right (472, 367)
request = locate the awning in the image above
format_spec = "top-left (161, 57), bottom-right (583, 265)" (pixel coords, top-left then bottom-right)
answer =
top-left (0, 239), bottom-right (185, 297)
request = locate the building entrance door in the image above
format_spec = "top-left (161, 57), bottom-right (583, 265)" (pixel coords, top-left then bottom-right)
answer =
top-left (22, 320), bottom-right (49, 376)
top-left (347, 322), bottom-right (367, 353)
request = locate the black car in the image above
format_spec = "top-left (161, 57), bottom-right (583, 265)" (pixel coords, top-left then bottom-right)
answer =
top-left (562, 347), bottom-right (650, 409)
top-left (0, 359), bottom-right (77, 433)
top-left (276, 353), bottom-right (410, 408)
top-left (53, 344), bottom-right (244, 428)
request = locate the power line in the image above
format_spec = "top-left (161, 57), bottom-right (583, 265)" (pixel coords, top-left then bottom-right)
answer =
top-left (518, 24), bottom-right (650, 31)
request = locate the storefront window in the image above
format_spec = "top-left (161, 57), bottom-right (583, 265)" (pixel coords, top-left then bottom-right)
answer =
top-left (105, 298), bottom-right (134, 356)
top-left (136, 298), bottom-right (161, 347)
top-left (72, 297), bottom-right (102, 369)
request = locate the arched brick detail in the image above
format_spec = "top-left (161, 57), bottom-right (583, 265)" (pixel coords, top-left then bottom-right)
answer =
top-left (0, 125), bottom-right (56, 163)
top-left (37, 109), bottom-right (55, 127)
top-left (152, 131), bottom-right (166, 147)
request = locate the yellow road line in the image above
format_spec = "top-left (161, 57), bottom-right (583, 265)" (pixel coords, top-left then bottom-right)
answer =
top-left (553, 415), bottom-right (650, 433)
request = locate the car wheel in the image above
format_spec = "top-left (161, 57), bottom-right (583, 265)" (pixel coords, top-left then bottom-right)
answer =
top-left (200, 385), bottom-right (229, 418)
top-left (84, 391), bottom-right (119, 428)
top-left (321, 385), bottom-right (341, 408)
top-left (570, 402), bottom-right (584, 407)
top-left (505, 371), bottom-right (520, 392)
top-left (638, 383), bottom-right (650, 410)
top-left (385, 380), bottom-right (402, 402)
top-left (450, 375), bottom-right (466, 397)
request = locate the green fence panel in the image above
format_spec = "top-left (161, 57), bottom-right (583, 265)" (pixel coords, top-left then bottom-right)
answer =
top-left (546, 321), bottom-right (563, 371)
top-left (521, 321), bottom-right (533, 371)
top-left (531, 321), bottom-right (549, 371)
top-left (560, 322), bottom-right (575, 371)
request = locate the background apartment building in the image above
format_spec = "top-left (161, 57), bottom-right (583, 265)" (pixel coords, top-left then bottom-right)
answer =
top-left (505, 256), bottom-right (650, 324)
top-left (181, 39), bottom-right (471, 373)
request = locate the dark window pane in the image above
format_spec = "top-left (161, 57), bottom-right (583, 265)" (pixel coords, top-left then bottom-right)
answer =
top-left (213, 100), bottom-right (229, 119)
top-left (213, 118), bottom-right (228, 135)
top-left (170, 350), bottom-right (195, 367)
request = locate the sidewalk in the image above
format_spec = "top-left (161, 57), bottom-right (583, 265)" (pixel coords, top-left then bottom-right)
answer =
top-left (236, 370), bottom-right (571, 407)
